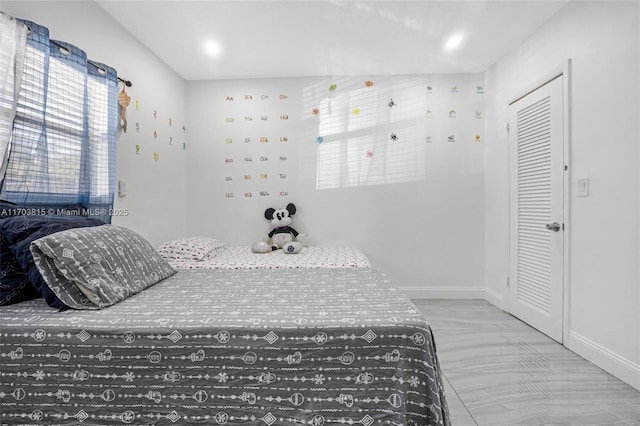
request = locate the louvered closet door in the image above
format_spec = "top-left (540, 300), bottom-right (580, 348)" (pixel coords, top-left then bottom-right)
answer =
top-left (508, 75), bottom-right (564, 343)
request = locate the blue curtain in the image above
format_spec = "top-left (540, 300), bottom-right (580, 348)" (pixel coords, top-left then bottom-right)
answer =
top-left (0, 13), bottom-right (26, 181)
top-left (0, 19), bottom-right (118, 223)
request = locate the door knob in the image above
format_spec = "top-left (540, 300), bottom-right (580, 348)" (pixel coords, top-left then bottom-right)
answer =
top-left (546, 222), bottom-right (561, 232)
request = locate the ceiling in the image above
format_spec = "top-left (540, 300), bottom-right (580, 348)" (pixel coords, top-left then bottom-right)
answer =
top-left (96, 0), bottom-right (568, 81)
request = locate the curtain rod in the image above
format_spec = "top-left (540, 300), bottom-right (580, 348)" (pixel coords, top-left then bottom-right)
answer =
top-left (87, 59), bottom-right (132, 87)
top-left (118, 77), bottom-right (133, 87)
top-left (34, 36), bottom-right (133, 88)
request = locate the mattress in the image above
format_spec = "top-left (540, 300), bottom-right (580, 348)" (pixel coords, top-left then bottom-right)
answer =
top-left (0, 268), bottom-right (449, 425)
top-left (166, 246), bottom-right (371, 270)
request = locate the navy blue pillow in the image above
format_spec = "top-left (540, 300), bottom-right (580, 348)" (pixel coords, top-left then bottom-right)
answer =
top-left (0, 218), bottom-right (39, 305)
top-left (0, 215), bottom-right (104, 309)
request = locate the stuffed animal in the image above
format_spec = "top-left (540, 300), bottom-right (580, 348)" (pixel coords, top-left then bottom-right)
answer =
top-left (251, 203), bottom-right (308, 254)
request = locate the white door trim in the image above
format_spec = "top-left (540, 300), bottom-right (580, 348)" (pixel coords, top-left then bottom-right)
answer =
top-left (560, 60), bottom-right (572, 345)
top-left (507, 59), bottom-right (572, 344)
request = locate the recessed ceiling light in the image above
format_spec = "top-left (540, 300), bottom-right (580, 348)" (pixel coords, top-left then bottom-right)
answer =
top-left (444, 33), bottom-right (464, 51)
top-left (203, 39), bottom-right (223, 58)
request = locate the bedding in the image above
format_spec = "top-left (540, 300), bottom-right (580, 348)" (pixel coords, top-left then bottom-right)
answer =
top-left (0, 215), bottom-right (104, 307)
top-left (31, 225), bottom-right (177, 310)
top-left (164, 245), bottom-right (371, 270)
top-left (0, 268), bottom-right (450, 425)
top-left (157, 236), bottom-right (225, 261)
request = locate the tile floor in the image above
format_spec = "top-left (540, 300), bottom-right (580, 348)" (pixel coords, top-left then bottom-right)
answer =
top-left (412, 300), bottom-right (640, 426)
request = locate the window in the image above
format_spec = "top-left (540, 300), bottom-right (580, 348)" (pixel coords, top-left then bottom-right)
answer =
top-left (0, 18), bottom-right (118, 221)
top-left (307, 76), bottom-right (427, 190)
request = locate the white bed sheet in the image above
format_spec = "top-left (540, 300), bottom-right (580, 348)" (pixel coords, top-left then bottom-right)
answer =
top-left (165, 246), bottom-right (371, 269)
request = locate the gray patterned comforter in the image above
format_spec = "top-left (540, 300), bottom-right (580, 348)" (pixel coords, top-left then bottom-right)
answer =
top-left (0, 268), bottom-right (450, 425)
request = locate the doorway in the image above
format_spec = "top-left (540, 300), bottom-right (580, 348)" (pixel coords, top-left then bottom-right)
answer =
top-left (508, 72), bottom-right (568, 343)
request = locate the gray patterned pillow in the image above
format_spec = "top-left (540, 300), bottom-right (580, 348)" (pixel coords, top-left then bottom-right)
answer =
top-left (30, 225), bottom-right (177, 309)
top-left (157, 236), bottom-right (225, 260)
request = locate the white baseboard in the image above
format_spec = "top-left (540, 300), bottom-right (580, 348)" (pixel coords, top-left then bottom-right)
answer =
top-left (567, 331), bottom-right (640, 391)
top-left (484, 287), bottom-right (506, 310)
top-left (399, 286), bottom-right (485, 300)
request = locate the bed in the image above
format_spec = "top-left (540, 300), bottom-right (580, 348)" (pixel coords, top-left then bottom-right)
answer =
top-left (157, 237), bottom-right (371, 270)
top-left (0, 219), bottom-right (450, 425)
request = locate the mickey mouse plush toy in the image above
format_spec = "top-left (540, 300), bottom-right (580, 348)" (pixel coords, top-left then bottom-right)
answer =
top-left (251, 203), bottom-right (308, 254)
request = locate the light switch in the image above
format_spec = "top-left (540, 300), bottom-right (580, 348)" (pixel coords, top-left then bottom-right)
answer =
top-left (118, 180), bottom-right (127, 198)
top-left (577, 177), bottom-right (589, 197)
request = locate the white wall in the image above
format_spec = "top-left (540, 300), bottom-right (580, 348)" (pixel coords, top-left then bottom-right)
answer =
top-left (1, 0), bottom-right (189, 246)
top-left (186, 75), bottom-right (486, 298)
top-left (485, 0), bottom-right (640, 390)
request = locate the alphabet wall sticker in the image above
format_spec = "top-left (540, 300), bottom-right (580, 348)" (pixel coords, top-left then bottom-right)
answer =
top-left (219, 89), bottom-right (296, 201)
top-left (213, 76), bottom-right (484, 199)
